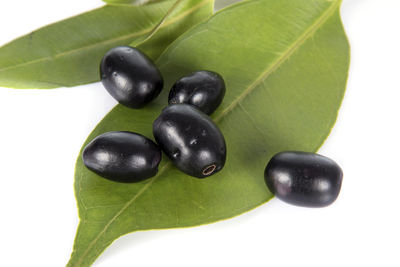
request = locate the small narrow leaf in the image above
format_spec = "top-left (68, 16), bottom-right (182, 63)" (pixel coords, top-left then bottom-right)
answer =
top-left (68, 0), bottom-right (349, 266)
top-left (0, 0), bottom-right (213, 89)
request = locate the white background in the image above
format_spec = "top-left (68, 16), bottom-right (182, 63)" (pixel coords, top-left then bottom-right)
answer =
top-left (0, 0), bottom-right (399, 266)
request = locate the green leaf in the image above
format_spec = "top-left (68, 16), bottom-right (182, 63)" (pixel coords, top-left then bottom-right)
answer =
top-left (0, 0), bottom-right (213, 89)
top-left (133, 0), bottom-right (202, 60)
top-left (68, 0), bottom-right (349, 266)
top-left (102, 0), bottom-right (160, 6)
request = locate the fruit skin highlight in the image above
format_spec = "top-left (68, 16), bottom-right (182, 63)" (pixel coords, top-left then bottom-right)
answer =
top-left (168, 71), bottom-right (226, 115)
top-left (82, 131), bottom-right (162, 183)
top-left (153, 104), bottom-right (226, 178)
top-left (100, 46), bottom-right (163, 109)
top-left (264, 151), bottom-right (343, 208)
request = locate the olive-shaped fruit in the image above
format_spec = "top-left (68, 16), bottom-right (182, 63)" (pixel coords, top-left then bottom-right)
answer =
top-left (82, 131), bottom-right (161, 183)
top-left (100, 46), bottom-right (163, 109)
top-left (264, 151), bottom-right (343, 208)
top-left (168, 71), bottom-right (226, 115)
top-left (153, 104), bottom-right (226, 178)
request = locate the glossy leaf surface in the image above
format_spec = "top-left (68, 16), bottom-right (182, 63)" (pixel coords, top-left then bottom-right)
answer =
top-left (69, 0), bottom-right (349, 266)
top-left (0, 0), bottom-right (212, 89)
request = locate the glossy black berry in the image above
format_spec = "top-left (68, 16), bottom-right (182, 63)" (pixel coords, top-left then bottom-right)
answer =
top-left (264, 151), bottom-right (343, 208)
top-left (100, 46), bottom-right (163, 109)
top-left (153, 104), bottom-right (226, 178)
top-left (82, 131), bottom-right (162, 183)
top-left (168, 71), bottom-right (226, 115)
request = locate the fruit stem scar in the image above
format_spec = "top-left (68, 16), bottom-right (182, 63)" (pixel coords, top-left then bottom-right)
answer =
top-left (202, 164), bottom-right (216, 176)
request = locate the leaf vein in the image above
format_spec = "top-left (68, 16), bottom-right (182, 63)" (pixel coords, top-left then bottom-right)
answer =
top-left (214, 0), bottom-right (340, 123)
top-left (74, 163), bottom-right (171, 266)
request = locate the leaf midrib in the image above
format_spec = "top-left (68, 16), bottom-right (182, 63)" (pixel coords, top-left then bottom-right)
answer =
top-left (0, 0), bottom-right (210, 73)
top-left (72, 1), bottom-right (340, 265)
top-left (73, 163), bottom-right (171, 266)
top-left (214, 0), bottom-right (340, 121)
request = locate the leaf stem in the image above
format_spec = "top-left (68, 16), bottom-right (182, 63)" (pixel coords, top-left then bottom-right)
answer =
top-left (134, 0), bottom-right (185, 46)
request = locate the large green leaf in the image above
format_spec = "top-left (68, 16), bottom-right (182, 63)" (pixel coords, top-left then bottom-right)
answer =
top-left (0, 0), bottom-right (213, 89)
top-left (68, 0), bottom-right (349, 266)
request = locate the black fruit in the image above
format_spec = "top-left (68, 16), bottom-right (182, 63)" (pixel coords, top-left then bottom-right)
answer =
top-left (264, 151), bottom-right (343, 208)
top-left (100, 46), bottom-right (163, 109)
top-left (153, 104), bottom-right (226, 178)
top-left (168, 71), bottom-right (225, 115)
top-left (82, 131), bottom-right (161, 183)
